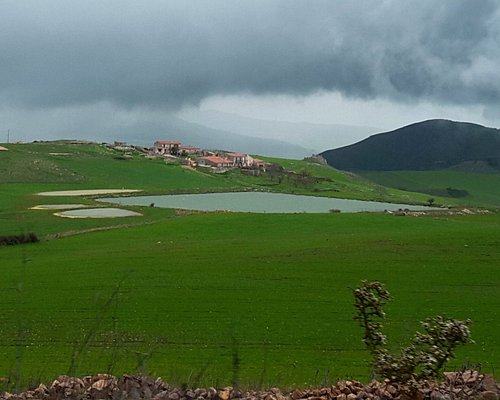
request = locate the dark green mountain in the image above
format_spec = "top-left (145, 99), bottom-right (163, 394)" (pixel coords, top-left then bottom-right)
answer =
top-left (321, 119), bottom-right (500, 171)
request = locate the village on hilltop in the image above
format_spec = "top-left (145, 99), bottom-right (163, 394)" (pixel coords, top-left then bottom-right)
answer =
top-left (110, 139), bottom-right (274, 174)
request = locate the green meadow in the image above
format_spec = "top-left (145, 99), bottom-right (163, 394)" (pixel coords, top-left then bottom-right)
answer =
top-left (359, 170), bottom-right (500, 209)
top-left (0, 142), bottom-right (499, 389)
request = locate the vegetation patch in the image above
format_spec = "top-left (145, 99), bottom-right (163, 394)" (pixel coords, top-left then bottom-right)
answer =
top-left (445, 187), bottom-right (470, 198)
top-left (0, 232), bottom-right (39, 246)
top-left (354, 281), bottom-right (471, 382)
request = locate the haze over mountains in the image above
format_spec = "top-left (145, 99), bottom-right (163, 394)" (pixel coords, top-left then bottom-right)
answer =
top-left (178, 109), bottom-right (378, 154)
top-left (125, 111), bottom-right (378, 158)
top-left (12, 111), bottom-right (377, 159)
top-left (321, 119), bottom-right (500, 171)
top-left (10, 115), bottom-right (309, 159)
top-left (113, 115), bottom-right (313, 159)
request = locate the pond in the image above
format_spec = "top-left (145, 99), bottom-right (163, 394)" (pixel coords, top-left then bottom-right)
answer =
top-left (98, 192), bottom-right (436, 214)
top-left (54, 208), bottom-right (142, 218)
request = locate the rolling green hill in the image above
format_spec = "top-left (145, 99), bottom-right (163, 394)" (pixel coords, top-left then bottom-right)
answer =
top-left (1, 140), bottom-right (499, 390)
top-left (321, 119), bottom-right (500, 171)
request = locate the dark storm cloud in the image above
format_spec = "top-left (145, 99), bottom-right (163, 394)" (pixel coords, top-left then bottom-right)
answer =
top-left (1, 0), bottom-right (499, 110)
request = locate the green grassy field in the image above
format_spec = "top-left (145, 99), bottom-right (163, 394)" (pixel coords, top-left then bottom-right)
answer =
top-left (1, 142), bottom-right (499, 389)
top-left (1, 212), bottom-right (499, 388)
top-left (359, 170), bottom-right (500, 209)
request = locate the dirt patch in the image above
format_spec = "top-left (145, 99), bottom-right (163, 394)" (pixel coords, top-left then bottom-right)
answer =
top-left (37, 189), bottom-right (142, 196)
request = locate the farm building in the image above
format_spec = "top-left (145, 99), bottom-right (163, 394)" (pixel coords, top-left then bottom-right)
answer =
top-left (153, 140), bottom-right (181, 155)
top-left (197, 156), bottom-right (233, 168)
top-left (226, 152), bottom-right (249, 167)
top-left (178, 145), bottom-right (201, 155)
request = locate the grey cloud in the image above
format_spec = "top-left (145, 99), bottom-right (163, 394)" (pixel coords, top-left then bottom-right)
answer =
top-left (0, 0), bottom-right (499, 111)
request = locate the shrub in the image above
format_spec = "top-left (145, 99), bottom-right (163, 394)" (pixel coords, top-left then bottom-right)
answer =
top-left (353, 280), bottom-right (472, 382)
top-left (0, 233), bottom-right (39, 246)
top-left (446, 187), bottom-right (469, 198)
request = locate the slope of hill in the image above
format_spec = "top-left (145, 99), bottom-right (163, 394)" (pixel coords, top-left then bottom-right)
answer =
top-left (321, 119), bottom-right (500, 171)
top-left (0, 140), bottom-right (434, 199)
top-left (1, 140), bottom-right (445, 237)
top-left (359, 170), bottom-right (500, 209)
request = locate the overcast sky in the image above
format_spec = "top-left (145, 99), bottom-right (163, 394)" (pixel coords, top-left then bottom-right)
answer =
top-left (1, 0), bottom-right (500, 142)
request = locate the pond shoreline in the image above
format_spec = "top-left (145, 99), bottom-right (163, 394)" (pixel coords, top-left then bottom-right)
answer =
top-left (98, 191), bottom-right (441, 214)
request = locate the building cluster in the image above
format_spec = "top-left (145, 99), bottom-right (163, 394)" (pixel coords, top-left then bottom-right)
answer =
top-left (149, 140), bottom-right (271, 172)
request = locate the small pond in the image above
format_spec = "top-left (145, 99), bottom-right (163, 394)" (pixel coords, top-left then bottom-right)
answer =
top-left (54, 208), bottom-right (142, 218)
top-left (98, 192), bottom-right (437, 214)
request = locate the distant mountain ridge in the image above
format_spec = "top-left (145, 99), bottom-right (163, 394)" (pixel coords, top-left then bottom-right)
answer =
top-left (177, 109), bottom-right (377, 153)
top-left (320, 119), bottom-right (500, 171)
top-left (116, 116), bottom-right (311, 159)
top-left (16, 115), bottom-right (311, 159)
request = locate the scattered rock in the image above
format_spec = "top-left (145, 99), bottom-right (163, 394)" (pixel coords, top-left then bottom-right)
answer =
top-left (480, 391), bottom-right (499, 400)
top-left (0, 371), bottom-right (498, 400)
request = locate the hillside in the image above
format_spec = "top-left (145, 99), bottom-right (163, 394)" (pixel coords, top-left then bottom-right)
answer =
top-left (0, 140), bottom-right (443, 237)
top-left (0, 140), bottom-right (435, 202)
top-left (320, 119), bottom-right (500, 171)
top-left (359, 170), bottom-right (500, 209)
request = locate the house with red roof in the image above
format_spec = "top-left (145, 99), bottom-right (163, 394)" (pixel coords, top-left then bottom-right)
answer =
top-left (197, 156), bottom-right (233, 168)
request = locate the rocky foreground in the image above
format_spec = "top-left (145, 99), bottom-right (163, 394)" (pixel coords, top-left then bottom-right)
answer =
top-left (1, 371), bottom-right (499, 400)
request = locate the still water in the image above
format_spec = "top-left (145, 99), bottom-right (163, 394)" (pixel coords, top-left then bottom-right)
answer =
top-left (99, 192), bottom-right (434, 214)
top-left (55, 208), bottom-right (142, 218)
